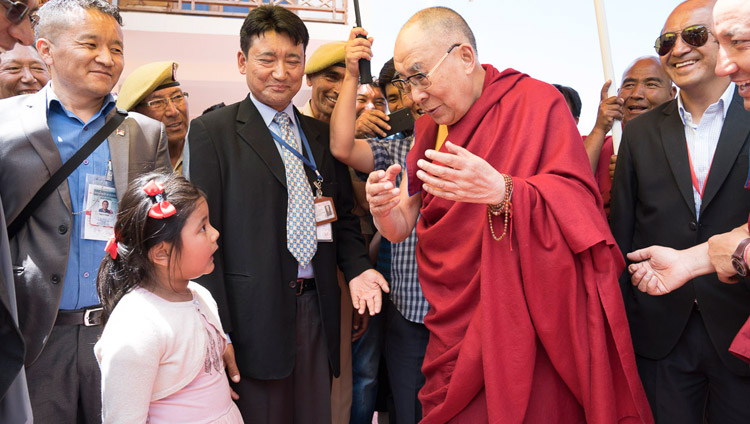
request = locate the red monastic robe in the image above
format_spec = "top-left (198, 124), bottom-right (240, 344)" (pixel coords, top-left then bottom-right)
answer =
top-left (405, 65), bottom-right (653, 423)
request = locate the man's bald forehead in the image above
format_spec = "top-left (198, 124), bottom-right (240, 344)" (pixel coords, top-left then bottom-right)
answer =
top-left (401, 7), bottom-right (477, 52)
top-left (622, 56), bottom-right (672, 84)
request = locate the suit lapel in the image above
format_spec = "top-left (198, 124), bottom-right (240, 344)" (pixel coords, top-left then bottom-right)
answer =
top-left (20, 92), bottom-right (73, 212)
top-left (660, 101), bottom-right (697, 218)
top-left (700, 90), bottom-right (750, 214)
top-left (107, 108), bottom-right (130, 200)
top-left (236, 97), bottom-right (287, 188)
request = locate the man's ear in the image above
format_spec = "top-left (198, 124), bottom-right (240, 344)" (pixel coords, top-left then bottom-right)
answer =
top-left (36, 38), bottom-right (54, 67)
top-left (458, 44), bottom-right (476, 75)
top-left (148, 241), bottom-right (172, 268)
top-left (237, 50), bottom-right (247, 75)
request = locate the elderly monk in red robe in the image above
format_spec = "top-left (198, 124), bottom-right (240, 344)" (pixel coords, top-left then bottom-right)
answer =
top-left (364, 7), bottom-right (653, 424)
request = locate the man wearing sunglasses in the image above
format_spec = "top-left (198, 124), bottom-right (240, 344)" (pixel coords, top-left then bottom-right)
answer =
top-left (366, 6), bottom-right (652, 423)
top-left (610, 0), bottom-right (750, 421)
top-left (0, 0), bottom-right (35, 52)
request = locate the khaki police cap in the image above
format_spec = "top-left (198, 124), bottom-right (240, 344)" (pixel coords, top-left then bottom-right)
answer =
top-left (304, 41), bottom-right (346, 75)
top-left (116, 61), bottom-right (180, 111)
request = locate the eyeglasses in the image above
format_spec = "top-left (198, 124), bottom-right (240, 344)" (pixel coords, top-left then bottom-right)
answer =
top-left (654, 24), bottom-right (711, 56)
top-left (391, 43), bottom-right (462, 94)
top-left (0, 0), bottom-right (37, 26)
top-left (142, 92), bottom-right (189, 112)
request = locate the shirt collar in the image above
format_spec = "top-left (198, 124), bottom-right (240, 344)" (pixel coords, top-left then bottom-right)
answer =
top-left (248, 92), bottom-right (299, 130)
top-left (45, 82), bottom-right (116, 124)
top-left (677, 82), bottom-right (736, 124)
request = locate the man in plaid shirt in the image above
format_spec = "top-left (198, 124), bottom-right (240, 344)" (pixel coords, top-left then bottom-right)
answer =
top-left (329, 30), bottom-right (428, 423)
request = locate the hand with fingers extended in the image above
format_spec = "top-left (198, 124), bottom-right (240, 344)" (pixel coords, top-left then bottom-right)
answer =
top-left (349, 269), bottom-right (390, 316)
top-left (593, 80), bottom-right (624, 136)
top-left (416, 140), bottom-right (506, 205)
top-left (345, 27), bottom-right (373, 79)
top-left (366, 164), bottom-right (402, 218)
top-left (627, 246), bottom-right (694, 295)
top-left (355, 109), bottom-right (390, 139)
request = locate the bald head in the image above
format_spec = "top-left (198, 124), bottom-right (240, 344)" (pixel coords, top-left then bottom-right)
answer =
top-left (713, 0), bottom-right (750, 109)
top-left (401, 7), bottom-right (477, 53)
top-left (392, 8), bottom-right (485, 125)
top-left (618, 56), bottom-right (676, 124)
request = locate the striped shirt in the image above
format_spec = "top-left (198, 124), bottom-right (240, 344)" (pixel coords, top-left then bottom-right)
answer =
top-left (677, 83), bottom-right (735, 218)
top-left (364, 134), bottom-right (429, 323)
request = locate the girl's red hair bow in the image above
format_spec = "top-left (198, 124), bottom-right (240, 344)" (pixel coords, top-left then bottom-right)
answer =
top-left (143, 179), bottom-right (176, 219)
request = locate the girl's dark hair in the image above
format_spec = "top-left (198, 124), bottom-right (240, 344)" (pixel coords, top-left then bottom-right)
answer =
top-left (96, 172), bottom-right (205, 326)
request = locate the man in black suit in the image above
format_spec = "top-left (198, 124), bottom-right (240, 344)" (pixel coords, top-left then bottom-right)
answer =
top-left (610, 0), bottom-right (750, 422)
top-left (187, 5), bottom-right (388, 423)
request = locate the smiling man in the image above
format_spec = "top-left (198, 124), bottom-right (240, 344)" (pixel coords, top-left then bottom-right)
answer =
top-left (300, 41), bottom-right (345, 124)
top-left (584, 56), bottom-right (675, 214)
top-left (0, 0), bottom-right (170, 422)
top-left (610, 0), bottom-right (750, 421)
top-left (187, 5), bottom-right (388, 423)
top-left (117, 61), bottom-right (190, 173)
top-left (0, 43), bottom-right (49, 99)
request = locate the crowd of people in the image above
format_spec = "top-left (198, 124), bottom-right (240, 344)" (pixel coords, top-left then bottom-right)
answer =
top-left (1, 0), bottom-right (750, 423)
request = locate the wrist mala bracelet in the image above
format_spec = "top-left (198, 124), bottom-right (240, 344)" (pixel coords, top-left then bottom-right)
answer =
top-left (487, 173), bottom-right (513, 242)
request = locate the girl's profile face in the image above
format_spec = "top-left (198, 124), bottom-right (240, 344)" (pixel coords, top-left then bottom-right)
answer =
top-left (172, 197), bottom-right (220, 283)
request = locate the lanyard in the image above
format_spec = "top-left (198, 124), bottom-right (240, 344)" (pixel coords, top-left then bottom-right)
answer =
top-left (685, 142), bottom-right (714, 199)
top-left (271, 123), bottom-right (324, 192)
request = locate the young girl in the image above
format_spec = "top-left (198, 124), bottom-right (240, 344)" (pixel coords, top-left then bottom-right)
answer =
top-left (94, 172), bottom-right (243, 424)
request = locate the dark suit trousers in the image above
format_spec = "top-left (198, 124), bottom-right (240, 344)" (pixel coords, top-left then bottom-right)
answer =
top-left (26, 323), bottom-right (102, 424)
top-left (232, 289), bottom-right (332, 424)
top-left (383, 296), bottom-right (429, 424)
top-left (636, 307), bottom-right (750, 424)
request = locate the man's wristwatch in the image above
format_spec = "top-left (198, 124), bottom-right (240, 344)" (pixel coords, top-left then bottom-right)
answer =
top-left (731, 238), bottom-right (750, 277)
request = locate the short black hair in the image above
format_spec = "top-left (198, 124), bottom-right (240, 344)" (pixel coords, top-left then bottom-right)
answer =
top-left (378, 58), bottom-right (397, 94)
top-left (240, 5), bottom-right (309, 56)
top-left (552, 84), bottom-right (582, 119)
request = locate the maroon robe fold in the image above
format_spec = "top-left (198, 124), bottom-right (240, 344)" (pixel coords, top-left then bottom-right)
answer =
top-left (405, 65), bottom-right (652, 423)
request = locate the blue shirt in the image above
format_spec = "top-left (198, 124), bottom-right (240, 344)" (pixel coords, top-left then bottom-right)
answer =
top-left (45, 84), bottom-right (116, 310)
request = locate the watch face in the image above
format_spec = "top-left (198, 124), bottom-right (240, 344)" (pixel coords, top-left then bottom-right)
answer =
top-left (733, 257), bottom-right (748, 277)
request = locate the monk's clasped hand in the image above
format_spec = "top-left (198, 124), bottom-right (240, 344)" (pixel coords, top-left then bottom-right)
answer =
top-left (417, 140), bottom-right (505, 204)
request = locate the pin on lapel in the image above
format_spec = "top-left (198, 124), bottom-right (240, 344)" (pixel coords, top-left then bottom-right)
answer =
top-left (116, 129), bottom-right (125, 136)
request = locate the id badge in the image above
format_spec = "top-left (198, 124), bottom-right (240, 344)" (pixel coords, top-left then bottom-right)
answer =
top-left (314, 196), bottom-right (336, 242)
top-left (314, 196), bottom-right (337, 225)
top-left (83, 173), bottom-right (117, 241)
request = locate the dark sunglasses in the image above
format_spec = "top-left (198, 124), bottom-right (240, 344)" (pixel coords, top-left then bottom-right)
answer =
top-left (654, 24), bottom-right (710, 56)
top-left (1, 0), bottom-right (36, 26)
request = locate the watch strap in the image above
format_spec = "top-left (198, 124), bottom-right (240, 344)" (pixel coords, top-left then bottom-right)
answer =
top-left (731, 238), bottom-right (750, 277)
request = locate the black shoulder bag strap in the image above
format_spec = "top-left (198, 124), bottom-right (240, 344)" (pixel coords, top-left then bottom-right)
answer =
top-left (7, 108), bottom-right (129, 239)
